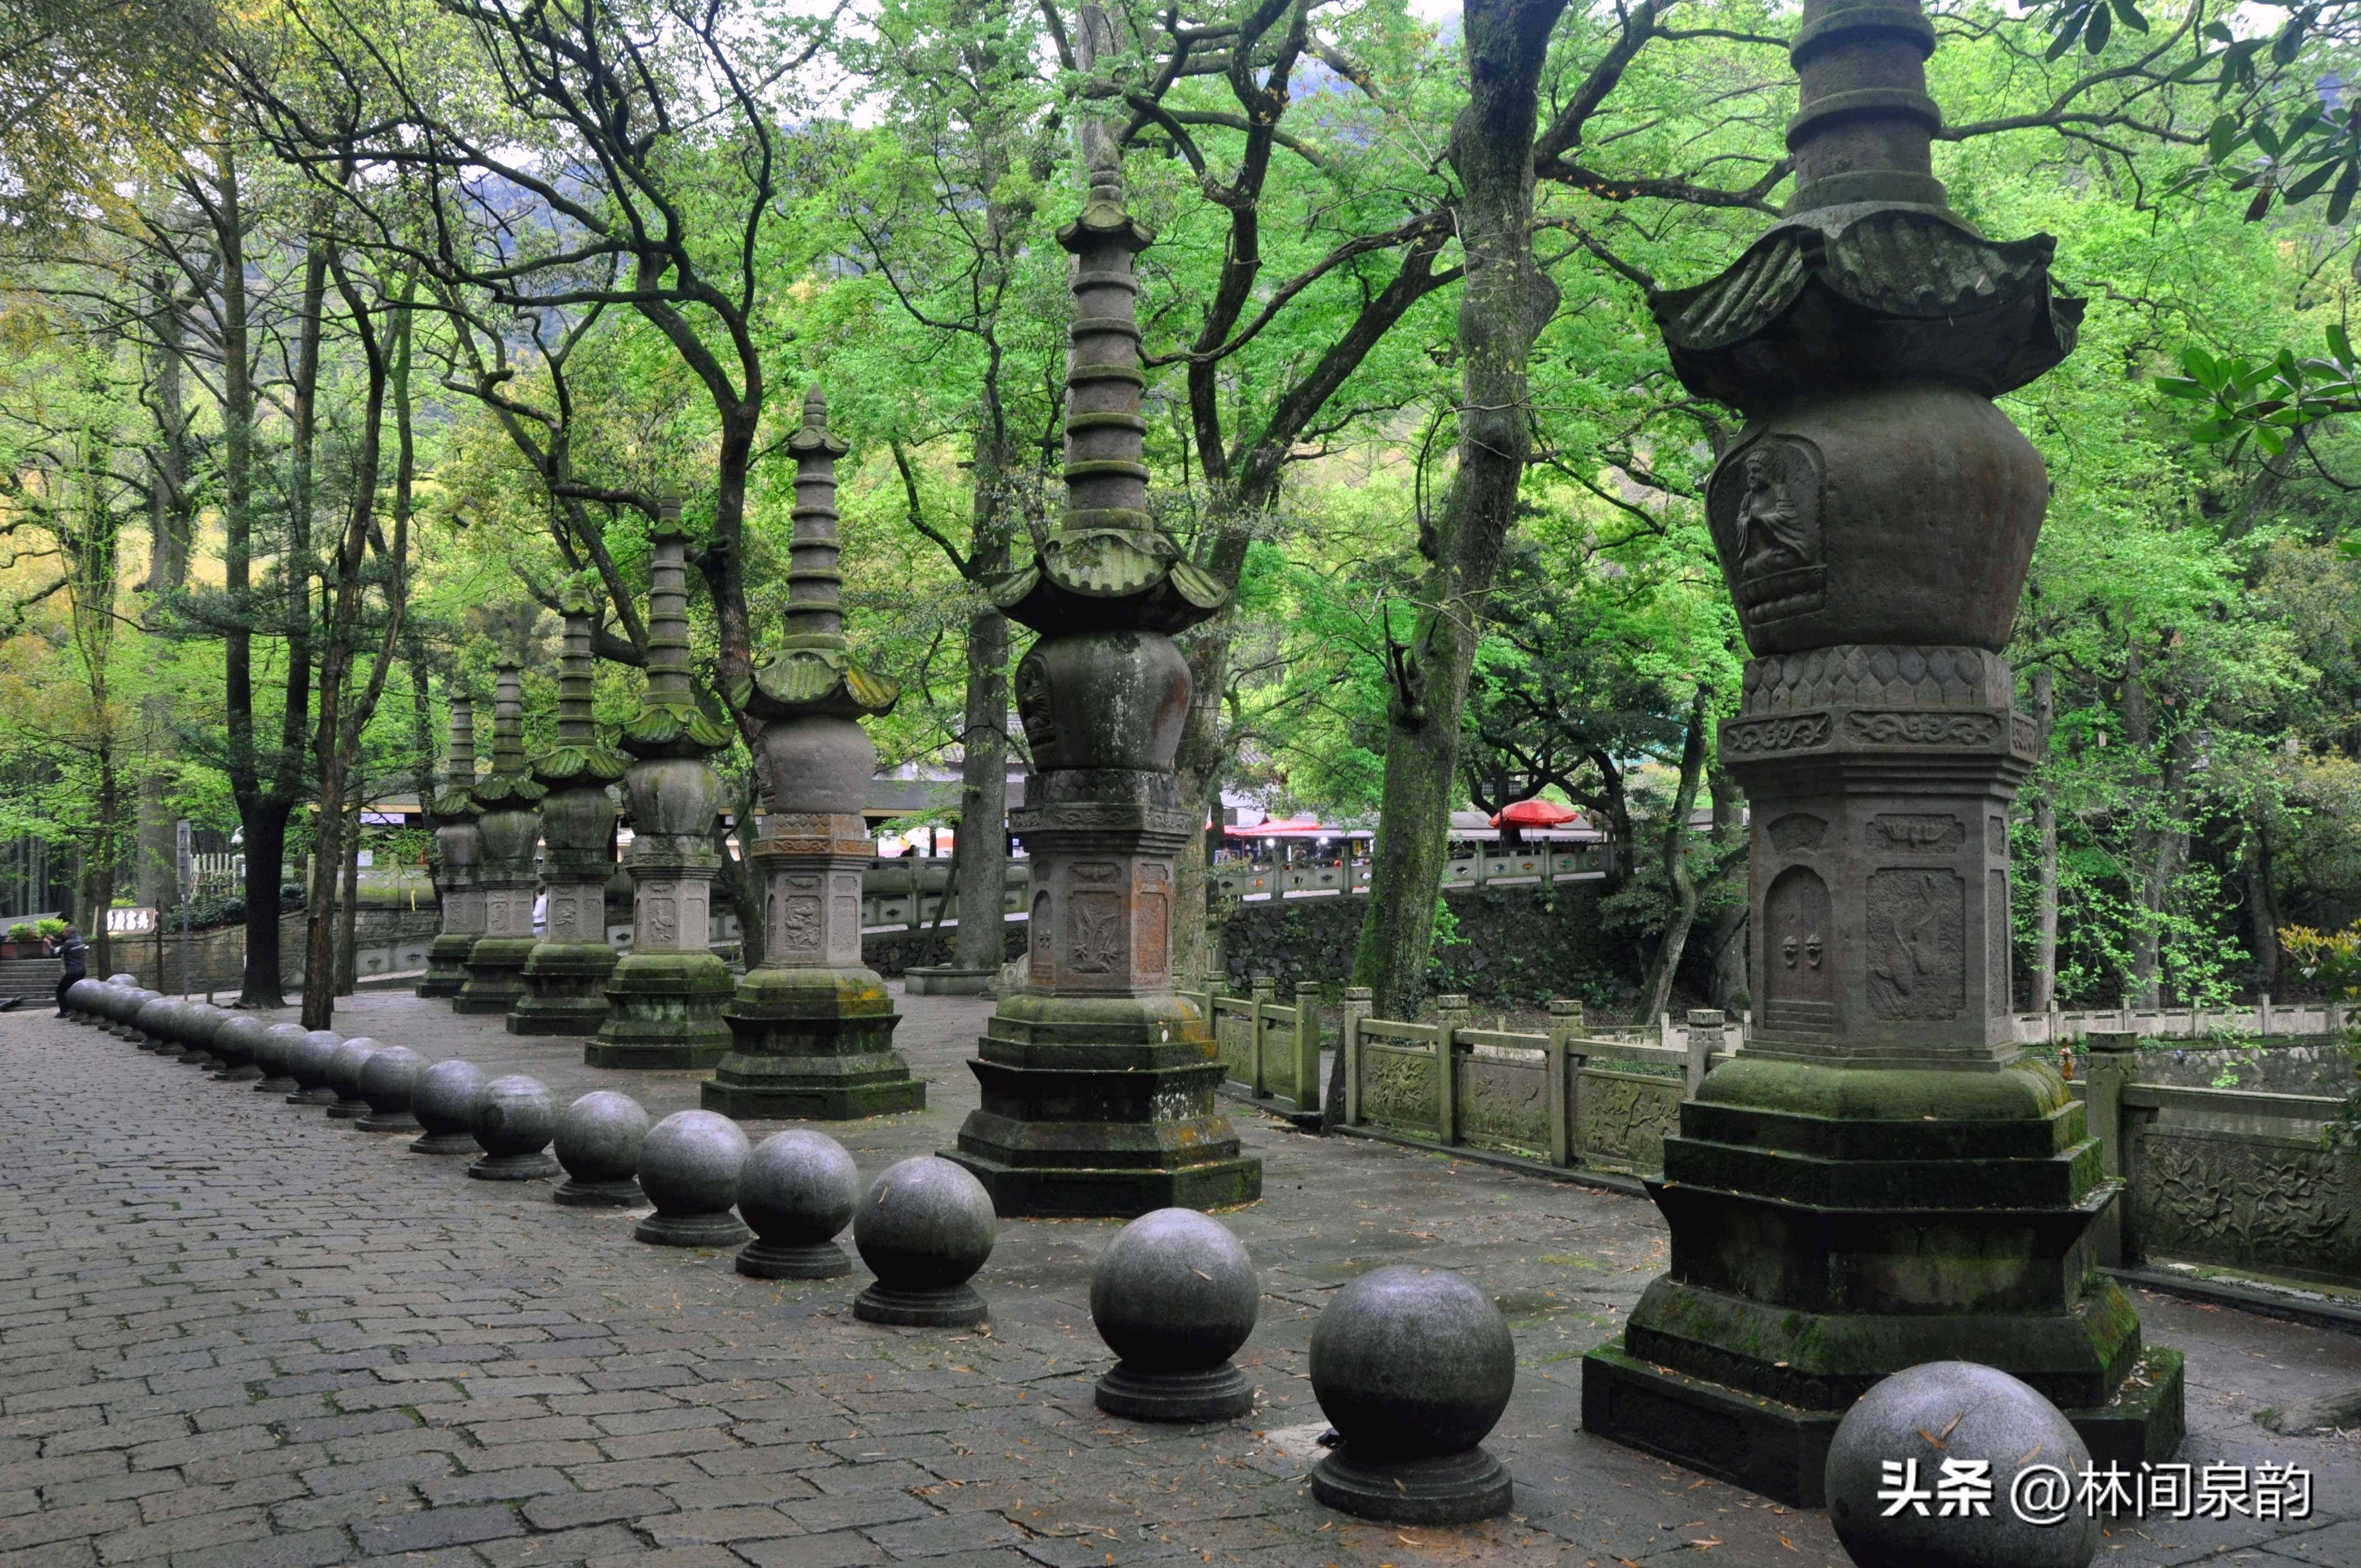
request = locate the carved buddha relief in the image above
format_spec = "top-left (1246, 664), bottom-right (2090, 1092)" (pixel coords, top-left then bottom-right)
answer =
top-left (1709, 435), bottom-right (1827, 629)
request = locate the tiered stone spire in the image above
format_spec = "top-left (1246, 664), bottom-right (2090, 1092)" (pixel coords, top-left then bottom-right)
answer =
top-left (453, 658), bottom-right (545, 1015)
top-left (1579, 0), bottom-right (2180, 1502)
top-left (416, 695), bottom-right (482, 998)
top-left (511, 592), bottom-right (627, 1034)
top-left (702, 389), bottom-right (926, 1120)
top-left (591, 499), bottom-right (738, 1069)
top-left (939, 137), bottom-right (1258, 1217)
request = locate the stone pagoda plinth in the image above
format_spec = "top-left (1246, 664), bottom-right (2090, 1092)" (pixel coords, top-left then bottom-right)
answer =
top-left (702, 390), bottom-right (925, 1120)
top-left (416, 695), bottom-right (482, 999)
top-left (510, 596), bottom-right (625, 1035)
top-left (1578, 0), bottom-right (2183, 1505)
top-left (590, 503), bottom-right (736, 1070)
top-left (453, 659), bottom-right (546, 1015)
top-left (940, 147), bottom-right (1260, 1217)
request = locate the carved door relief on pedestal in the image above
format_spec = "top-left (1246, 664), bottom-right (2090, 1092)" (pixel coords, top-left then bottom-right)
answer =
top-left (1133, 863), bottom-right (1169, 980)
top-left (1709, 434), bottom-right (1826, 630)
top-left (1866, 867), bottom-right (1965, 1019)
top-left (1068, 862), bottom-right (1123, 976)
top-left (776, 874), bottom-right (823, 960)
top-left (1762, 865), bottom-right (1834, 1035)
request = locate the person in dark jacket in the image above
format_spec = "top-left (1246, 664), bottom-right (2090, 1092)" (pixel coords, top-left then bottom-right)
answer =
top-left (53, 926), bottom-right (87, 1015)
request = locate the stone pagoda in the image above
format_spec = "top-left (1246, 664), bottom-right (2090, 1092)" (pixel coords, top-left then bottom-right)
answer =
top-left (509, 594), bottom-right (627, 1034)
top-left (1579, 0), bottom-right (2182, 1504)
top-left (701, 389), bottom-right (925, 1120)
top-left (453, 658), bottom-right (546, 1015)
top-left (416, 694), bottom-right (481, 999)
top-left (939, 143), bottom-right (1260, 1217)
top-left (590, 501), bottom-right (737, 1069)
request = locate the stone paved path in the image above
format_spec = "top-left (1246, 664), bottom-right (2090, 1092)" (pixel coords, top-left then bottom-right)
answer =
top-left (4, 989), bottom-right (2359, 1568)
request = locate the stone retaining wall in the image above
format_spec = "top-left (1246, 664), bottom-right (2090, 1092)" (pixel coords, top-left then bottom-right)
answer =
top-left (1215, 884), bottom-right (1628, 1005)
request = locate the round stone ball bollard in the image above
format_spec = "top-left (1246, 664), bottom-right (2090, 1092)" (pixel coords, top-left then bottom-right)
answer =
top-left (252, 1022), bottom-right (307, 1095)
top-left (284, 1030), bottom-right (344, 1105)
top-left (1826, 1362), bottom-right (2098, 1568)
top-left (322, 1037), bottom-right (383, 1120)
top-left (172, 1004), bottom-right (225, 1068)
top-left (117, 988), bottom-right (160, 1042)
top-left (355, 1046), bottom-right (425, 1133)
top-left (467, 1075), bottom-right (560, 1180)
top-left (134, 995), bottom-right (183, 1055)
top-left (1090, 1208), bottom-right (1259, 1423)
top-left (633, 1110), bottom-right (752, 1247)
top-left (210, 1014), bottom-right (266, 1081)
top-left (851, 1156), bottom-right (994, 1328)
top-left (410, 1059), bottom-right (486, 1155)
top-left (1307, 1265), bottom-right (1515, 1526)
top-left (735, 1131), bottom-right (858, 1280)
top-left (553, 1092), bottom-right (649, 1208)
top-left (62, 978), bottom-right (101, 1022)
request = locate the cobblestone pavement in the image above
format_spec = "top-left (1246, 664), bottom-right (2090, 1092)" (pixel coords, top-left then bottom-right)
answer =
top-left (5, 989), bottom-right (2359, 1568)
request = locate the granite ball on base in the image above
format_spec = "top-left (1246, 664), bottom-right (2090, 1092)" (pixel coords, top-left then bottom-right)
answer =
top-left (1090, 1208), bottom-right (1258, 1423)
top-left (61, 978), bottom-right (98, 1021)
top-left (285, 1030), bottom-right (344, 1105)
top-left (553, 1091), bottom-right (650, 1208)
top-left (210, 1014), bottom-right (266, 1081)
top-left (322, 1037), bottom-right (383, 1119)
top-left (633, 1110), bottom-right (752, 1247)
top-left (115, 988), bottom-right (158, 1041)
top-left (135, 997), bottom-right (183, 1055)
top-left (355, 1046), bottom-right (425, 1133)
top-left (1308, 1265), bottom-right (1515, 1526)
top-left (411, 1059), bottom-right (486, 1155)
top-left (1826, 1362), bottom-right (2098, 1568)
top-left (736, 1130), bottom-right (858, 1279)
top-left (173, 1004), bottom-right (225, 1068)
top-left (468, 1074), bottom-right (559, 1179)
top-left (253, 1023), bottom-right (306, 1094)
top-left (852, 1156), bottom-right (994, 1327)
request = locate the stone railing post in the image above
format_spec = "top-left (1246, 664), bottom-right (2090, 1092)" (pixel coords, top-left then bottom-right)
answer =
top-left (2083, 1031), bottom-right (2137, 1267)
top-left (1249, 976), bottom-right (1276, 1098)
top-left (1684, 1008), bottom-right (1725, 1094)
top-left (1546, 996), bottom-right (1584, 1168)
top-left (2259, 991), bottom-right (2274, 1037)
top-left (1434, 994), bottom-right (1469, 1146)
top-left (1293, 981), bottom-right (1322, 1115)
top-left (1341, 986), bottom-right (1372, 1126)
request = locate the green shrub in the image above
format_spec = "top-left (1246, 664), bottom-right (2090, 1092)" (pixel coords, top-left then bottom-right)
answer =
top-left (36, 917), bottom-right (65, 939)
top-left (6, 922), bottom-right (36, 943)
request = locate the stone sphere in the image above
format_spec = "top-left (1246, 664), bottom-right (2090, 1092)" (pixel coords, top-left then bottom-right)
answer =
top-left (63, 978), bottom-right (100, 1018)
top-left (1092, 1209), bottom-right (1258, 1374)
top-left (470, 1075), bottom-right (557, 1157)
top-left (1309, 1266), bottom-right (1514, 1462)
top-left (1826, 1362), bottom-right (2097, 1568)
top-left (411, 1058), bottom-right (486, 1138)
top-left (853, 1156), bottom-right (995, 1292)
top-left (135, 995), bottom-right (182, 1043)
top-left (286, 1029), bottom-right (342, 1088)
top-left (740, 1131), bottom-right (858, 1243)
top-left (107, 972), bottom-right (138, 986)
top-left (255, 1022), bottom-right (308, 1076)
top-left (555, 1092), bottom-right (650, 1186)
top-left (178, 1004), bottom-right (224, 1048)
top-left (638, 1110), bottom-right (749, 1217)
top-left (324, 1037), bottom-right (383, 1099)
top-left (357, 1046), bottom-right (423, 1114)
top-left (213, 1014), bottom-right (266, 1069)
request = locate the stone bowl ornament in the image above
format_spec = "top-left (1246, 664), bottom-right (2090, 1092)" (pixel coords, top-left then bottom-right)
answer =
top-left (633, 1110), bottom-right (752, 1247)
top-left (467, 1074), bottom-right (559, 1180)
top-left (285, 1029), bottom-right (344, 1105)
top-left (134, 995), bottom-right (182, 1054)
top-left (851, 1156), bottom-right (994, 1327)
top-left (736, 1130), bottom-right (858, 1280)
top-left (552, 1091), bottom-right (649, 1208)
top-left (410, 1059), bottom-right (486, 1155)
top-left (354, 1046), bottom-right (425, 1133)
top-left (210, 1014), bottom-right (266, 1081)
top-left (1307, 1265), bottom-right (1515, 1525)
top-left (1826, 1362), bottom-right (2098, 1568)
top-left (1090, 1208), bottom-right (1258, 1422)
top-left (252, 1022), bottom-right (307, 1095)
top-left (321, 1037), bottom-right (383, 1120)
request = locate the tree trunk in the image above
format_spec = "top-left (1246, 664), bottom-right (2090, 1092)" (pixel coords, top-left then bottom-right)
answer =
top-left (2030, 666), bottom-right (2059, 1011)
top-left (1636, 688), bottom-right (1711, 1023)
top-left (2246, 821), bottom-right (2281, 992)
top-left (336, 771), bottom-right (361, 996)
top-left (951, 601), bottom-right (1009, 972)
top-left (1350, 0), bottom-right (1565, 1018)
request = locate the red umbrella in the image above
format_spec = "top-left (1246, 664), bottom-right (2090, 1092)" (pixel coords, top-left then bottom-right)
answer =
top-left (1492, 799), bottom-right (1581, 829)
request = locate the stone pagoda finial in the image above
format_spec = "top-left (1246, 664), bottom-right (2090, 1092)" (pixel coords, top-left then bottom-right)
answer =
top-left (1581, 0), bottom-right (2179, 1502)
top-left (512, 594), bottom-right (626, 1035)
top-left (940, 102), bottom-right (1259, 1218)
top-left (437, 696), bottom-right (480, 818)
top-left (530, 589), bottom-right (629, 793)
top-left (454, 656), bottom-right (546, 1016)
top-left (418, 692), bottom-right (486, 999)
top-left (621, 498), bottom-right (733, 759)
top-left (471, 658), bottom-right (543, 810)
